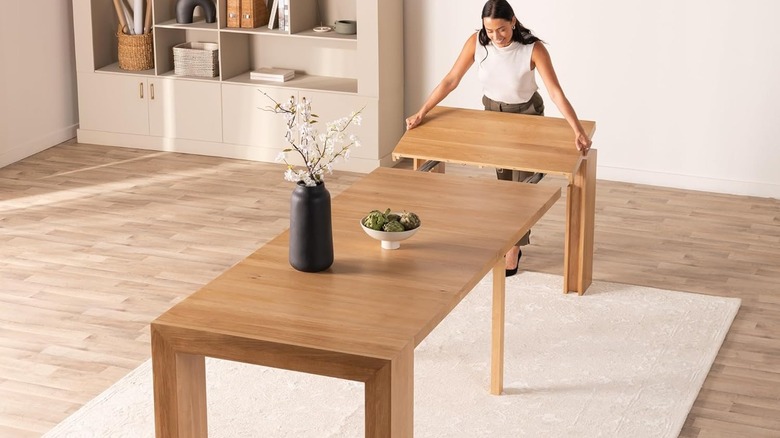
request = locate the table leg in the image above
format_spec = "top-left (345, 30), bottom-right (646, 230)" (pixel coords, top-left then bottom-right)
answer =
top-left (491, 257), bottom-right (506, 395)
top-left (564, 149), bottom-right (597, 295)
top-left (365, 342), bottom-right (414, 437)
top-left (152, 326), bottom-right (208, 438)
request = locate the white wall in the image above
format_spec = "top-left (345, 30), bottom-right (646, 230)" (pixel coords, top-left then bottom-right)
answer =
top-left (0, 0), bottom-right (78, 168)
top-left (4, 0), bottom-right (778, 198)
top-left (404, 0), bottom-right (780, 198)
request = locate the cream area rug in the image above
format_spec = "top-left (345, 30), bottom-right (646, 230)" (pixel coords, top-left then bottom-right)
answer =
top-left (44, 272), bottom-right (740, 438)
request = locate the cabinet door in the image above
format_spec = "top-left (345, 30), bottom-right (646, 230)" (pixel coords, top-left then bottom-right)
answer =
top-left (222, 85), bottom-right (295, 149)
top-left (304, 91), bottom-right (378, 161)
top-left (148, 79), bottom-right (223, 143)
top-left (77, 73), bottom-right (150, 136)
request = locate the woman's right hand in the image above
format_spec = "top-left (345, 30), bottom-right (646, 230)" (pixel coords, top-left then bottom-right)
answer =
top-left (405, 112), bottom-right (424, 130)
top-left (404, 35), bottom-right (477, 131)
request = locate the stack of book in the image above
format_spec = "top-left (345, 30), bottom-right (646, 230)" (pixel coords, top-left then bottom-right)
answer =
top-left (250, 67), bottom-right (295, 82)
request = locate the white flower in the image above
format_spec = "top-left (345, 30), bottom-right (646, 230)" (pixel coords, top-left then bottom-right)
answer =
top-left (260, 91), bottom-right (363, 187)
top-left (283, 168), bottom-right (298, 183)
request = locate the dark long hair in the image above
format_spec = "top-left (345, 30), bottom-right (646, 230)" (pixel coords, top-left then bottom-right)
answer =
top-left (477, 0), bottom-right (542, 47)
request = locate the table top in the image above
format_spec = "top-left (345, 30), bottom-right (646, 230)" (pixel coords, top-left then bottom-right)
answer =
top-left (393, 106), bottom-right (597, 177)
top-left (152, 168), bottom-right (560, 362)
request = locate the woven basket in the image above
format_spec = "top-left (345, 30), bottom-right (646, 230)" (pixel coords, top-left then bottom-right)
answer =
top-left (173, 42), bottom-right (219, 77)
top-left (117, 30), bottom-right (154, 71)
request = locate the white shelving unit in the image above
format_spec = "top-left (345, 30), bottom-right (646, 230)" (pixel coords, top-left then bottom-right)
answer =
top-left (72, 0), bottom-right (403, 172)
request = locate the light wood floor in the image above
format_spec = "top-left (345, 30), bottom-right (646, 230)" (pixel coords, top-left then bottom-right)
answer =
top-left (1, 140), bottom-right (778, 437)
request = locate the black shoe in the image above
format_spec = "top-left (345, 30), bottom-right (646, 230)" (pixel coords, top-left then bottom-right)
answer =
top-left (505, 249), bottom-right (522, 277)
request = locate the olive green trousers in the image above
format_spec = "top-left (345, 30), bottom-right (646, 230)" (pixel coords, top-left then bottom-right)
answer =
top-left (482, 92), bottom-right (546, 246)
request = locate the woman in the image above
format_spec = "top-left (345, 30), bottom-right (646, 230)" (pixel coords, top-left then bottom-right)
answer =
top-left (405, 0), bottom-right (592, 277)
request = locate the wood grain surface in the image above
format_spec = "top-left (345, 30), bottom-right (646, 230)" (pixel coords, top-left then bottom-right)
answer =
top-left (1, 140), bottom-right (778, 437)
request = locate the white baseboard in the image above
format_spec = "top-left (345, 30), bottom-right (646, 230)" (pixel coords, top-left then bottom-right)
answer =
top-left (0, 124), bottom-right (78, 169)
top-left (76, 129), bottom-right (384, 174)
top-left (31, 130), bottom-right (779, 199)
top-left (598, 165), bottom-right (780, 199)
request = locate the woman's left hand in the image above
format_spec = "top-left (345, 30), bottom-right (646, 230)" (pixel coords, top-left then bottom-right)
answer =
top-left (576, 133), bottom-right (592, 153)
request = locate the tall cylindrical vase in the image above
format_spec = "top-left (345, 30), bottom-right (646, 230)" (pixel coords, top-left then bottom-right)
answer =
top-left (289, 182), bottom-right (334, 272)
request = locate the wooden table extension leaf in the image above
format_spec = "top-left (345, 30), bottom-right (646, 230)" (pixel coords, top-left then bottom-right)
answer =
top-left (392, 106), bottom-right (598, 294)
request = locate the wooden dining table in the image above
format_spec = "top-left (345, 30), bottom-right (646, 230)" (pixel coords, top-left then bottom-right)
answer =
top-left (392, 106), bottom-right (598, 295)
top-left (151, 167), bottom-right (560, 437)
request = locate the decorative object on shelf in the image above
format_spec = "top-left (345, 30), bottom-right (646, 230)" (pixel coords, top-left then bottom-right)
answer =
top-left (227, 0), bottom-right (240, 28)
top-left (261, 92), bottom-right (363, 272)
top-left (117, 29), bottom-right (154, 71)
top-left (175, 0), bottom-right (217, 24)
top-left (240, 0), bottom-right (269, 28)
top-left (112, 0), bottom-right (152, 35)
top-left (113, 0), bottom-right (153, 70)
top-left (143, 0), bottom-right (152, 33)
top-left (333, 20), bottom-right (357, 35)
top-left (133, 0), bottom-right (143, 35)
top-left (313, 0), bottom-right (332, 32)
top-left (173, 42), bottom-right (219, 77)
top-left (116, 0), bottom-right (135, 34)
top-left (250, 67), bottom-right (294, 82)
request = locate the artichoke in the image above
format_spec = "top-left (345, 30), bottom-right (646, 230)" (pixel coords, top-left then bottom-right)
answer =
top-left (383, 220), bottom-right (405, 232)
top-left (386, 212), bottom-right (401, 222)
top-left (399, 211), bottom-right (421, 230)
top-left (362, 210), bottom-right (387, 230)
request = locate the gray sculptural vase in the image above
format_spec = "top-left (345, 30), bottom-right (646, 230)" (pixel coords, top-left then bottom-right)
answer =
top-left (176, 0), bottom-right (217, 24)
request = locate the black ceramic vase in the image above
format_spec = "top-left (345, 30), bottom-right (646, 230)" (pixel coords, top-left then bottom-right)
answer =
top-left (289, 182), bottom-right (334, 272)
top-left (175, 0), bottom-right (217, 24)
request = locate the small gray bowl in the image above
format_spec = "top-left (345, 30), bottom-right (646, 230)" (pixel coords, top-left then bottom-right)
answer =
top-left (334, 20), bottom-right (357, 35)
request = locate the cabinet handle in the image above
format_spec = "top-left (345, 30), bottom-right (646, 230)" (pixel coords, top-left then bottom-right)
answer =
top-left (150, 83), bottom-right (155, 100)
top-left (139, 82), bottom-right (144, 99)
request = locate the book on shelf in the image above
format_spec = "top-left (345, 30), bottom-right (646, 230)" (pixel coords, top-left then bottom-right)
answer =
top-left (284, 0), bottom-right (290, 32)
top-left (250, 67), bottom-right (295, 82)
top-left (276, 0), bottom-right (289, 32)
top-left (268, 0), bottom-right (278, 29)
top-left (282, 0), bottom-right (290, 31)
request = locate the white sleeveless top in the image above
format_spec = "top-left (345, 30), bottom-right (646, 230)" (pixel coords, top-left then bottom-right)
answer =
top-left (476, 36), bottom-right (538, 104)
